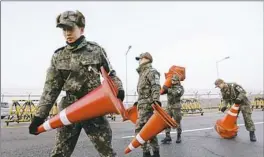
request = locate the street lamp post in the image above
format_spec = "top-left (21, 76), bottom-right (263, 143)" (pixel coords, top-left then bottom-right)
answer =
top-left (125, 45), bottom-right (132, 108)
top-left (216, 56), bottom-right (230, 78)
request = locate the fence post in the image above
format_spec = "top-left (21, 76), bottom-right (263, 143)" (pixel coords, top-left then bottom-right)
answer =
top-left (207, 91), bottom-right (211, 110)
top-left (248, 92), bottom-right (252, 102)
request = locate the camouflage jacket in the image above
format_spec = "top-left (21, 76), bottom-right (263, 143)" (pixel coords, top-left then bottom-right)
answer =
top-left (36, 36), bottom-right (123, 118)
top-left (221, 83), bottom-right (250, 107)
top-left (167, 84), bottom-right (184, 108)
top-left (136, 63), bottom-right (161, 105)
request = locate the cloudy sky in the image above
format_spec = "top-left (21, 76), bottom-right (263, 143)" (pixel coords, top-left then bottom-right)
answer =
top-left (1, 1), bottom-right (263, 96)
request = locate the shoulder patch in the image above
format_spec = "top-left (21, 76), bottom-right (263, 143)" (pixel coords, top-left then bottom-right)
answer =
top-left (154, 73), bottom-right (160, 84)
top-left (54, 46), bottom-right (65, 53)
top-left (235, 84), bottom-right (244, 92)
top-left (176, 88), bottom-right (182, 94)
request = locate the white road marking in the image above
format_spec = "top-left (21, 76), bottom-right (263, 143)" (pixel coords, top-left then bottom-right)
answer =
top-left (121, 121), bottom-right (264, 139)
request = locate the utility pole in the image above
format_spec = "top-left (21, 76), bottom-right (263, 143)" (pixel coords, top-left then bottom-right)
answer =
top-left (216, 56), bottom-right (230, 78)
top-left (125, 45), bottom-right (132, 108)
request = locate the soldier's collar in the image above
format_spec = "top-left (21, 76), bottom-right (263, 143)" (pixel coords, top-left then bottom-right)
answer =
top-left (136, 62), bottom-right (152, 73)
top-left (65, 35), bottom-right (87, 51)
top-left (172, 83), bottom-right (180, 86)
top-left (221, 86), bottom-right (229, 92)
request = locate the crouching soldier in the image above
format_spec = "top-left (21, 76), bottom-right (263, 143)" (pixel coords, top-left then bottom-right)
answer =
top-left (215, 78), bottom-right (257, 142)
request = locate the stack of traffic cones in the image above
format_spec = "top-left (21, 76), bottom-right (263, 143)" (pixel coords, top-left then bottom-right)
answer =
top-left (160, 65), bottom-right (186, 94)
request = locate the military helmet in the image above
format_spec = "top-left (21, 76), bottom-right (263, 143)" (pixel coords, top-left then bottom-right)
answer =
top-left (135, 52), bottom-right (153, 63)
top-left (214, 78), bottom-right (225, 87)
top-left (56, 10), bottom-right (85, 28)
top-left (171, 74), bottom-right (180, 81)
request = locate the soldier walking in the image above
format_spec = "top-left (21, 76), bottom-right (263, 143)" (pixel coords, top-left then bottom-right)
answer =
top-left (134, 52), bottom-right (161, 157)
top-left (161, 75), bottom-right (184, 144)
top-left (28, 10), bottom-right (125, 157)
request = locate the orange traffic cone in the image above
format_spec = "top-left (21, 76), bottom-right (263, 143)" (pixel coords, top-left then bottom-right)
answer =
top-left (160, 65), bottom-right (185, 94)
top-left (123, 105), bottom-right (138, 124)
top-left (37, 66), bottom-right (128, 134)
top-left (124, 103), bottom-right (178, 154)
top-left (214, 104), bottom-right (240, 139)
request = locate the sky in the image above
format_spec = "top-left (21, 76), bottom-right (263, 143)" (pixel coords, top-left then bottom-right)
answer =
top-left (1, 1), bottom-right (263, 97)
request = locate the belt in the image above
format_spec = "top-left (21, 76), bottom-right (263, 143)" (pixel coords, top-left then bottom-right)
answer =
top-left (66, 91), bottom-right (87, 99)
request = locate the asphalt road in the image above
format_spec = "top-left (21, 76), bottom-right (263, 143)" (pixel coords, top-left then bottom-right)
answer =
top-left (1, 110), bottom-right (263, 157)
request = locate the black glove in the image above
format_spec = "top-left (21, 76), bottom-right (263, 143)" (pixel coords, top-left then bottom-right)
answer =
top-left (117, 89), bottom-right (125, 102)
top-left (221, 106), bottom-right (227, 113)
top-left (162, 85), bottom-right (168, 94)
top-left (29, 116), bottom-right (45, 135)
top-left (133, 101), bottom-right (138, 106)
top-left (234, 98), bottom-right (242, 105)
top-left (153, 101), bottom-right (162, 107)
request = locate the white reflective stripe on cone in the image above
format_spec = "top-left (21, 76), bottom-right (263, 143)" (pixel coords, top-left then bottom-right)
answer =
top-left (128, 143), bottom-right (135, 151)
top-left (136, 134), bottom-right (145, 144)
top-left (227, 110), bottom-right (237, 116)
top-left (43, 120), bottom-right (52, 131)
top-left (232, 106), bottom-right (239, 110)
top-left (59, 109), bottom-right (72, 125)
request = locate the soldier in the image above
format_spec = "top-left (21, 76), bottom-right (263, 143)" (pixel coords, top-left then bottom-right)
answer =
top-left (134, 52), bottom-right (161, 157)
top-left (161, 75), bottom-right (184, 144)
top-left (215, 78), bottom-right (257, 142)
top-left (28, 10), bottom-right (125, 157)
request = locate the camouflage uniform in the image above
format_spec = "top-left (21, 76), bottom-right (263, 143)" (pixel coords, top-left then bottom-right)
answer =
top-left (135, 52), bottom-right (161, 156)
top-left (215, 79), bottom-right (256, 142)
top-left (220, 83), bottom-right (255, 131)
top-left (30, 11), bottom-right (124, 157)
top-left (163, 75), bottom-right (184, 143)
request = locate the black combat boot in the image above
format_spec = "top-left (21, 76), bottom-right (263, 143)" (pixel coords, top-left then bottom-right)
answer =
top-left (176, 133), bottom-right (181, 143)
top-left (161, 133), bottom-right (172, 144)
top-left (143, 151), bottom-right (151, 157)
top-left (249, 131), bottom-right (257, 142)
top-left (152, 150), bottom-right (160, 157)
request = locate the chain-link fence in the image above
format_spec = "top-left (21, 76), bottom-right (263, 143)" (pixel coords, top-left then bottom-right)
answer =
top-left (2, 90), bottom-right (263, 109)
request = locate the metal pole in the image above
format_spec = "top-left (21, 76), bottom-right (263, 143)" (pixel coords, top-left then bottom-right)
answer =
top-left (125, 46), bottom-right (132, 108)
top-left (126, 54), bottom-right (127, 106)
top-left (216, 56), bottom-right (230, 78)
top-left (216, 62), bottom-right (219, 78)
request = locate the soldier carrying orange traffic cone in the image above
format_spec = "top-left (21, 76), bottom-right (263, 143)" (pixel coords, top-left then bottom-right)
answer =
top-left (28, 10), bottom-right (126, 157)
top-left (134, 52), bottom-right (162, 157)
top-left (215, 78), bottom-right (257, 142)
top-left (161, 74), bottom-right (185, 144)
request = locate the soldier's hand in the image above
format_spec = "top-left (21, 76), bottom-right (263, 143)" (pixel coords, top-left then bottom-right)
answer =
top-left (162, 85), bottom-right (168, 94)
top-left (234, 98), bottom-right (242, 105)
top-left (153, 101), bottom-right (162, 106)
top-left (29, 116), bottom-right (45, 135)
top-left (117, 89), bottom-right (125, 102)
top-left (221, 106), bottom-right (227, 113)
top-left (133, 101), bottom-right (138, 106)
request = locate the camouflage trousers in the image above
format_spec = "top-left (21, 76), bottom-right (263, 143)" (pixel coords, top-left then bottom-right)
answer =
top-left (165, 107), bottom-right (182, 135)
top-left (50, 96), bottom-right (117, 157)
top-left (237, 104), bottom-right (255, 132)
top-left (135, 103), bottom-right (160, 153)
